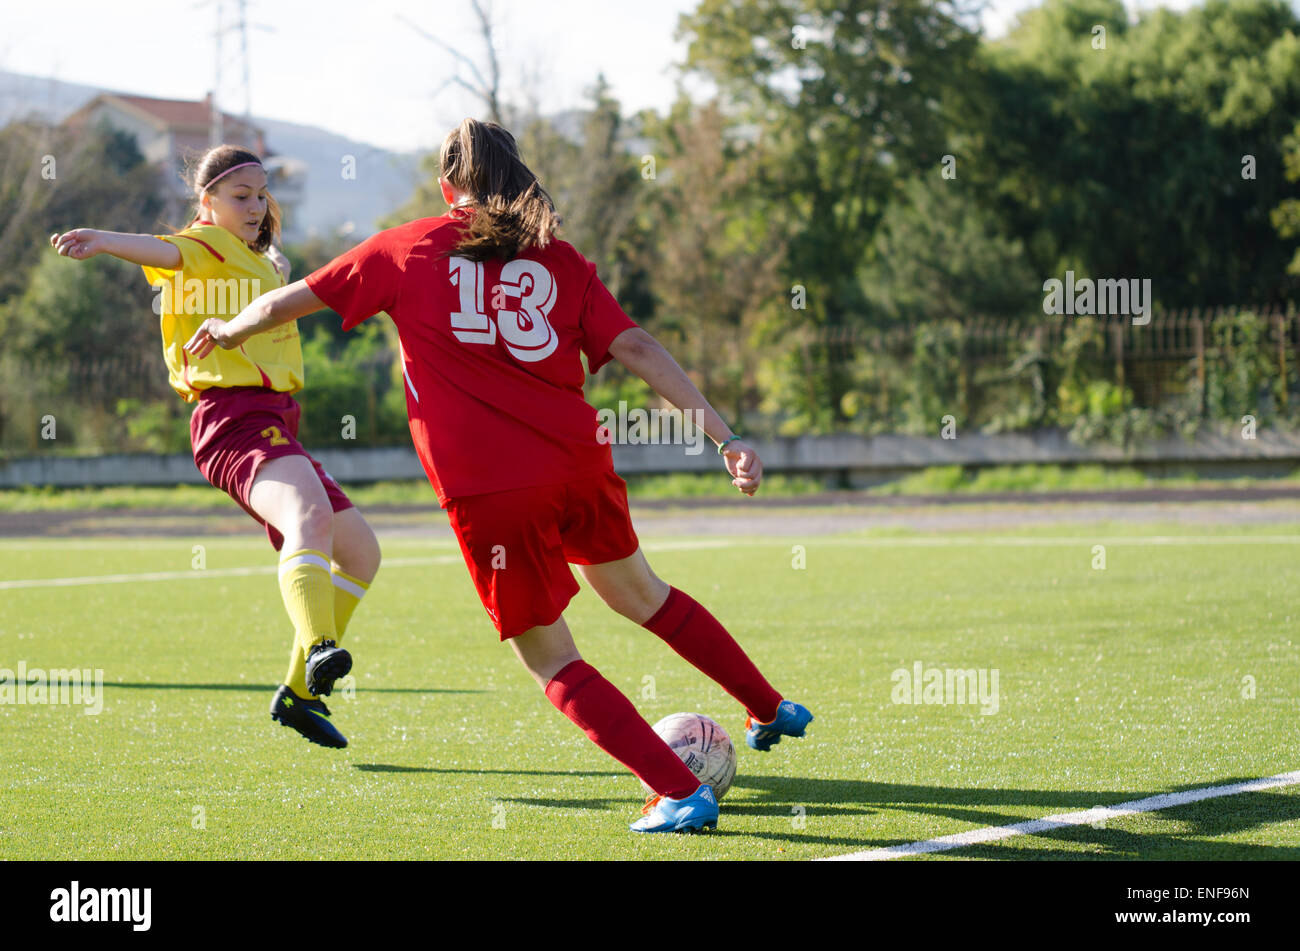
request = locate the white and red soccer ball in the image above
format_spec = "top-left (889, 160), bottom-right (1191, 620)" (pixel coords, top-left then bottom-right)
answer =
top-left (641, 712), bottom-right (737, 800)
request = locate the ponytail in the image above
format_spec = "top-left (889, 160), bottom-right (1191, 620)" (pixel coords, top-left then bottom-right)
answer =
top-left (439, 118), bottom-right (559, 261)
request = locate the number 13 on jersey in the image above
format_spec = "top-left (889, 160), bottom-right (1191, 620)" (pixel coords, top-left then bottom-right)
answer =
top-left (448, 255), bottom-right (559, 363)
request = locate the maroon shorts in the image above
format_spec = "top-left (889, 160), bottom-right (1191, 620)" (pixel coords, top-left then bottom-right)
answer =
top-left (445, 469), bottom-right (641, 640)
top-left (190, 386), bottom-right (354, 551)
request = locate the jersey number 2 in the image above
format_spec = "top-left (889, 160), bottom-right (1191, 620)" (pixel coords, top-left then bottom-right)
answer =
top-left (448, 256), bottom-right (559, 363)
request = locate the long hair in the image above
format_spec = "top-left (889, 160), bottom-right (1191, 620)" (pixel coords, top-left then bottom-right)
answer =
top-left (186, 145), bottom-right (281, 253)
top-left (439, 118), bottom-right (559, 261)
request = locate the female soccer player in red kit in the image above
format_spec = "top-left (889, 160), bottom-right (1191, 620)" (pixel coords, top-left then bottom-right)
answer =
top-left (186, 118), bottom-right (812, 832)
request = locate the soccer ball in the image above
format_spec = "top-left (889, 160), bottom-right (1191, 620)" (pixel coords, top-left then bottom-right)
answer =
top-left (642, 712), bottom-right (737, 800)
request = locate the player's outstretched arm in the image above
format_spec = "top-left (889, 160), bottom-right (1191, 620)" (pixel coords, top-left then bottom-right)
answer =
top-left (607, 327), bottom-right (762, 496)
top-left (183, 280), bottom-right (325, 357)
top-left (49, 229), bottom-right (182, 269)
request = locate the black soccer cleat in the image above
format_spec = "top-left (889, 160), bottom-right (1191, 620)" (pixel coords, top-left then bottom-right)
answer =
top-left (304, 639), bottom-right (352, 697)
top-left (269, 684), bottom-right (347, 748)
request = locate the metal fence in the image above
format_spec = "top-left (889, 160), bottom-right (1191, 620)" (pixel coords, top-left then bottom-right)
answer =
top-left (4, 305), bottom-right (1297, 454)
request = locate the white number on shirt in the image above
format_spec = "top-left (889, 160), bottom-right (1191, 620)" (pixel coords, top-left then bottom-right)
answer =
top-left (496, 259), bottom-right (559, 363)
top-left (448, 256), bottom-right (495, 345)
top-left (447, 256), bottom-right (558, 363)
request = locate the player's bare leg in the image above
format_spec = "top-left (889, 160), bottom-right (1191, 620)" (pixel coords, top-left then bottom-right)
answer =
top-left (250, 455), bottom-right (350, 745)
top-left (508, 616), bottom-right (582, 687)
top-left (509, 615), bottom-right (706, 821)
top-left (581, 547), bottom-right (812, 749)
top-left (329, 506), bottom-right (381, 586)
top-left (248, 455), bottom-right (335, 556)
top-left (575, 548), bottom-right (668, 623)
top-left (326, 506), bottom-right (380, 647)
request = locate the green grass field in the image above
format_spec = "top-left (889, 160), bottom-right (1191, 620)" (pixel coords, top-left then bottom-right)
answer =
top-left (2, 518), bottom-right (1299, 860)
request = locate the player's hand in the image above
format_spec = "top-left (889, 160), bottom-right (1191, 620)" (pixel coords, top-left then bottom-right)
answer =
top-left (184, 319), bottom-right (243, 359)
top-left (721, 439), bottom-right (762, 496)
top-left (50, 229), bottom-right (106, 260)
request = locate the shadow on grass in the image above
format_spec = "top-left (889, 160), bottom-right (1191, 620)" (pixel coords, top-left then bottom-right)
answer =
top-left (102, 682), bottom-right (484, 695)
top-left (466, 770), bottom-right (1300, 858)
top-left (355, 765), bottom-right (625, 776)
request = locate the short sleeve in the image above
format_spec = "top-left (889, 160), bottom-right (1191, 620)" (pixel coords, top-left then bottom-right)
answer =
top-left (304, 229), bottom-right (405, 331)
top-left (141, 225), bottom-right (230, 286)
top-left (579, 263), bottom-right (638, 373)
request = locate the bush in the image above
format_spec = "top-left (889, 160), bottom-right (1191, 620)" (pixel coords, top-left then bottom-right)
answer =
top-left (295, 322), bottom-right (409, 447)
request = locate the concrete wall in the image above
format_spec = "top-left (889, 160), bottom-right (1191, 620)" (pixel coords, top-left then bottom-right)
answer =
top-left (4, 429), bottom-right (1300, 488)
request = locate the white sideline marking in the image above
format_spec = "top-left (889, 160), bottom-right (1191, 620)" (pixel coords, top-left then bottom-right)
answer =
top-left (0, 556), bottom-right (457, 590)
top-left (0, 540), bottom-right (735, 590)
top-left (828, 535), bottom-right (1300, 547)
top-left (642, 539), bottom-right (736, 551)
top-left (2, 533), bottom-right (1297, 589)
top-left (822, 769), bottom-right (1300, 861)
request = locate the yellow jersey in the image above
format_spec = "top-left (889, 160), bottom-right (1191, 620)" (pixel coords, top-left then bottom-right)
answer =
top-left (142, 224), bottom-right (303, 402)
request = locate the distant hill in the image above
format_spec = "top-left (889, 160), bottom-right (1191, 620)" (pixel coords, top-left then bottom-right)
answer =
top-left (253, 115), bottom-right (424, 237)
top-left (0, 69), bottom-right (426, 237)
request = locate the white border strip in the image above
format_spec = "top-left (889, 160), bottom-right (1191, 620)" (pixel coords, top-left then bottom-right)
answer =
top-left (822, 769), bottom-right (1300, 861)
top-left (0, 540), bottom-right (734, 590)
top-left (0, 556), bottom-right (456, 590)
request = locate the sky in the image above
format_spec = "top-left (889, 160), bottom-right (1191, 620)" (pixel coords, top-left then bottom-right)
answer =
top-left (0, 0), bottom-right (1257, 154)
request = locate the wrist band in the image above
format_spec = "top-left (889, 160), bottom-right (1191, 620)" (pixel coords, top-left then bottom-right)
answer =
top-left (717, 435), bottom-right (743, 455)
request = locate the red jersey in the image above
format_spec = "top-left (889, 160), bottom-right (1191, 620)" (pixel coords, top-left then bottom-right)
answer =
top-left (304, 212), bottom-right (637, 504)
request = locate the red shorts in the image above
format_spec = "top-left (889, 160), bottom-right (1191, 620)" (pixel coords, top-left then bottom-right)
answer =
top-left (190, 386), bottom-right (354, 551)
top-left (445, 469), bottom-right (641, 639)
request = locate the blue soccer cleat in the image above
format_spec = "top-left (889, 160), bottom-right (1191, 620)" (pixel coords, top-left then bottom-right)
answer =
top-left (630, 784), bottom-right (719, 834)
top-left (745, 699), bottom-right (814, 752)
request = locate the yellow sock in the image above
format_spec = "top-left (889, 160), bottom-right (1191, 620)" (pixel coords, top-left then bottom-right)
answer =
top-left (283, 564), bottom-right (370, 696)
top-left (284, 643), bottom-right (311, 697)
top-left (278, 549), bottom-right (336, 693)
top-left (332, 568), bottom-right (370, 639)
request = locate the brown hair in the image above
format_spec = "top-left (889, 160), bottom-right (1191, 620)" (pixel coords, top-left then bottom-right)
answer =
top-left (439, 118), bottom-right (559, 261)
top-left (187, 145), bottom-right (281, 253)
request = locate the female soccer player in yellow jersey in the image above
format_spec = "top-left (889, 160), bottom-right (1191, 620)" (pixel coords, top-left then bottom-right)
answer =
top-left (49, 145), bottom-right (380, 749)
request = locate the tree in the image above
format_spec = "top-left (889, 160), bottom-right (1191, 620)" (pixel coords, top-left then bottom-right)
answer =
top-left (1272, 120), bottom-right (1300, 276)
top-left (862, 174), bottom-right (1040, 325)
top-left (557, 76), bottom-right (643, 298)
top-left (0, 120), bottom-right (162, 304)
top-left (642, 98), bottom-right (788, 428)
top-left (675, 0), bottom-right (983, 427)
top-left (0, 120), bottom-right (164, 370)
top-left (398, 0), bottom-right (504, 125)
top-left (965, 0), bottom-right (1300, 307)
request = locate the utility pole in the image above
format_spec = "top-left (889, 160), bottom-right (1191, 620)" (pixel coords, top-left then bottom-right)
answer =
top-left (209, 0), bottom-right (223, 146)
top-left (205, 0), bottom-right (262, 145)
top-left (238, 0), bottom-right (252, 123)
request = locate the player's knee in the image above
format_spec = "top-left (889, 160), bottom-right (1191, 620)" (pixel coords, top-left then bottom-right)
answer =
top-left (605, 592), bottom-right (644, 622)
top-left (606, 583), bottom-right (667, 625)
top-left (360, 526), bottom-right (382, 577)
top-left (297, 501), bottom-right (335, 547)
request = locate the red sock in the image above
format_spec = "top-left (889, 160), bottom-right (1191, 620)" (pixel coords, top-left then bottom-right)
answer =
top-left (545, 660), bottom-right (700, 800)
top-left (643, 587), bottom-right (782, 724)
